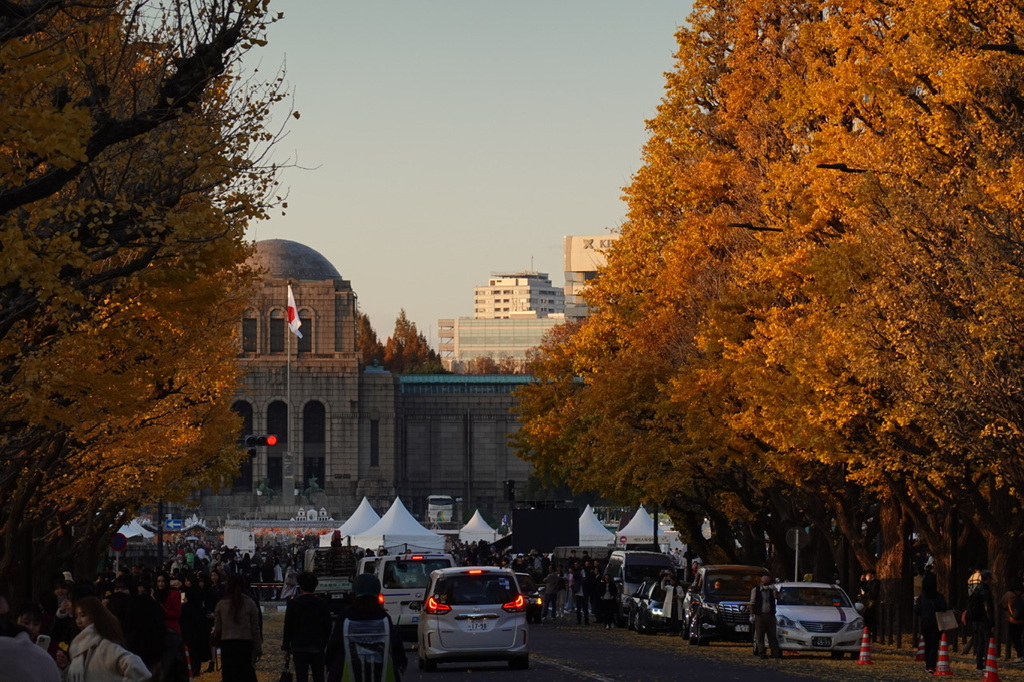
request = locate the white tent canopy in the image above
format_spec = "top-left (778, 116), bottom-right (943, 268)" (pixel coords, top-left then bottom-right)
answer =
top-left (578, 505), bottom-right (615, 546)
top-left (351, 497), bottom-right (445, 554)
top-left (117, 518), bottom-right (154, 539)
top-left (319, 497), bottom-right (381, 547)
top-left (617, 505), bottom-right (673, 545)
top-left (459, 510), bottom-right (497, 544)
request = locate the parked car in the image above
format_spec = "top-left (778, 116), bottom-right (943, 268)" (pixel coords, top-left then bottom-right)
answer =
top-left (417, 567), bottom-right (529, 671)
top-left (774, 582), bottom-right (864, 658)
top-left (628, 580), bottom-right (681, 635)
top-left (603, 550), bottom-right (676, 626)
top-left (515, 572), bottom-right (544, 624)
top-left (682, 564), bottom-right (769, 645)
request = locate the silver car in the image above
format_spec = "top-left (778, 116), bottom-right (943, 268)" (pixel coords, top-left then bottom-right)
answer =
top-left (774, 582), bottom-right (865, 658)
top-left (417, 567), bottom-right (529, 671)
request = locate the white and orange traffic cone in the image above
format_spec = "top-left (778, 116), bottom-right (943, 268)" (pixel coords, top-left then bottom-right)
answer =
top-left (984, 637), bottom-right (1002, 682)
top-left (933, 632), bottom-right (953, 676)
top-left (916, 635), bottom-right (926, 662)
top-left (856, 627), bottom-right (873, 665)
top-left (183, 645), bottom-right (194, 681)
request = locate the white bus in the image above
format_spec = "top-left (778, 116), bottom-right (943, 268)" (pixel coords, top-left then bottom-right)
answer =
top-left (426, 495), bottom-right (454, 524)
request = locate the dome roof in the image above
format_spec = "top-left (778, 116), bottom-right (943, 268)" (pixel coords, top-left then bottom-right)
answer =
top-left (251, 239), bottom-right (342, 281)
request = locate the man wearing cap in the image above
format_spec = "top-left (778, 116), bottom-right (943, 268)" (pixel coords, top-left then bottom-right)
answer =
top-left (326, 574), bottom-right (407, 682)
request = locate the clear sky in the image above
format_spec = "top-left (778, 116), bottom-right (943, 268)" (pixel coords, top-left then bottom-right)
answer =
top-left (246, 1), bottom-right (693, 342)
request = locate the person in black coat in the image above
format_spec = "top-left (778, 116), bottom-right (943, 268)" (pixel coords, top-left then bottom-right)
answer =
top-left (914, 572), bottom-right (948, 674)
top-left (597, 574), bottom-right (619, 629)
top-left (282, 572), bottom-right (332, 682)
top-left (325, 574), bottom-right (406, 682)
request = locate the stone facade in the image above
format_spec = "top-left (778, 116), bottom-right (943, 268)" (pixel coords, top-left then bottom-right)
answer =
top-left (195, 240), bottom-right (529, 527)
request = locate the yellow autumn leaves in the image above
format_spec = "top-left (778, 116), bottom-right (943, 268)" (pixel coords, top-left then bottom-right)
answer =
top-left (516, 0), bottom-right (1024, 581)
top-left (0, 1), bottom-right (283, 590)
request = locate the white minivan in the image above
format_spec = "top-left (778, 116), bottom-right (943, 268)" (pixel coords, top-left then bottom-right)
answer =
top-left (417, 567), bottom-right (529, 671)
top-left (358, 553), bottom-right (456, 640)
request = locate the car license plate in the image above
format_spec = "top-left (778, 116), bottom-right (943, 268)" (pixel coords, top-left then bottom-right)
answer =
top-left (812, 636), bottom-right (832, 648)
top-left (735, 624), bottom-right (750, 633)
top-left (468, 620), bottom-right (488, 631)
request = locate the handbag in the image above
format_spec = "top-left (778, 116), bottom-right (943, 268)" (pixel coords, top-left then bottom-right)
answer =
top-left (279, 652), bottom-right (293, 682)
top-left (936, 609), bottom-right (958, 631)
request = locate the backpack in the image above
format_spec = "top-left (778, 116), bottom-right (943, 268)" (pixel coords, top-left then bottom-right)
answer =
top-left (1010, 593), bottom-right (1024, 621)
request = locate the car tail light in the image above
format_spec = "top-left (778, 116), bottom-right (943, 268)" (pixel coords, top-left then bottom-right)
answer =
top-left (468, 569), bottom-right (483, 574)
top-left (378, 593), bottom-right (385, 605)
top-left (424, 596), bottom-right (451, 614)
top-left (502, 594), bottom-right (526, 613)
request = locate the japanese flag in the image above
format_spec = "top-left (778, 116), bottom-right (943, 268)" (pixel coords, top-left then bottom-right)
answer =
top-left (287, 284), bottom-right (303, 338)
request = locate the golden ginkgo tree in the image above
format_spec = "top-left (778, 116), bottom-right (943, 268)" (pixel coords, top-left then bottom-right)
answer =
top-left (0, 0), bottom-right (285, 594)
top-left (516, 0), bottom-right (1024, 603)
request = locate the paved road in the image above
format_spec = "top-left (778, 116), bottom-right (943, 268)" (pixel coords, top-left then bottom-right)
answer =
top-left (402, 621), bottom-right (816, 681)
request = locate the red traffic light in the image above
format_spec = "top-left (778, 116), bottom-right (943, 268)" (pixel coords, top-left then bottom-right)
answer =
top-left (264, 435), bottom-right (278, 446)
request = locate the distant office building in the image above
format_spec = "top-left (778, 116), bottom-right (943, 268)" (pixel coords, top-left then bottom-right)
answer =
top-left (438, 271), bottom-right (567, 372)
top-left (474, 271), bottom-right (565, 319)
top-left (564, 234), bottom-right (619, 321)
top-left (437, 316), bottom-right (566, 372)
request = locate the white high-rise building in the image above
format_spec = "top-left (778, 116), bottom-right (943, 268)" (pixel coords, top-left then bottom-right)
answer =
top-left (564, 234), bottom-right (619, 321)
top-left (473, 271), bottom-right (565, 319)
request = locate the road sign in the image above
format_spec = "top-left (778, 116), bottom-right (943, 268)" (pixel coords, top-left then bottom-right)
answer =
top-left (164, 519), bottom-right (183, 531)
top-left (785, 527), bottom-right (810, 550)
top-left (110, 533), bottom-right (128, 552)
top-left (619, 535), bottom-right (628, 545)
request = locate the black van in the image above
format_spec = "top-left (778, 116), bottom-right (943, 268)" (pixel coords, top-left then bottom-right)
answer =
top-left (682, 564), bottom-right (769, 645)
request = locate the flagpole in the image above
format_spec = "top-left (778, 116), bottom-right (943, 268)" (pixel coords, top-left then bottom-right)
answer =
top-left (286, 282), bottom-right (293, 508)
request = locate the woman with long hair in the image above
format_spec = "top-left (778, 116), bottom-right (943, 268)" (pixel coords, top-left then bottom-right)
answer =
top-left (67, 596), bottom-right (150, 681)
top-left (211, 572), bottom-right (262, 682)
top-left (182, 572), bottom-right (213, 677)
top-left (153, 572), bottom-right (182, 634)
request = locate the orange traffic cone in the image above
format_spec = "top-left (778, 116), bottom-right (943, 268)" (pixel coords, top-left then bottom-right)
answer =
top-left (984, 637), bottom-right (1001, 682)
top-left (933, 632), bottom-right (953, 676)
top-left (916, 635), bottom-right (926, 662)
top-left (856, 627), bottom-right (873, 665)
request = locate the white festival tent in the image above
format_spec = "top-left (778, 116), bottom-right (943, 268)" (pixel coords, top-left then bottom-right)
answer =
top-left (459, 510), bottom-right (498, 544)
top-left (617, 505), bottom-right (674, 546)
top-left (578, 505), bottom-right (615, 546)
top-left (117, 518), bottom-right (154, 540)
top-left (350, 497), bottom-right (445, 554)
top-left (319, 497), bottom-right (381, 547)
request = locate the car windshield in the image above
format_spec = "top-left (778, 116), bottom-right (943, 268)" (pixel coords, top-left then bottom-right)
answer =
top-left (382, 559), bottom-right (452, 589)
top-left (433, 574), bottom-right (521, 606)
top-left (778, 586), bottom-right (852, 608)
top-left (624, 564), bottom-right (671, 583)
top-left (516, 574), bottom-right (537, 591)
top-left (705, 573), bottom-right (765, 600)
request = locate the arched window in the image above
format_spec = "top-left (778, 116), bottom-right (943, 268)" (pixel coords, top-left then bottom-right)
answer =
top-left (303, 401), bottom-right (325, 489)
top-left (298, 311), bottom-right (313, 353)
top-left (231, 401), bottom-right (254, 491)
top-left (241, 313), bottom-right (257, 353)
top-left (267, 401), bottom-right (288, 490)
top-left (270, 310), bottom-right (285, 353)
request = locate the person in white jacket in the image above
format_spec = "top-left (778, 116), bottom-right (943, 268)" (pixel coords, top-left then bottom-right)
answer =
top-left (67, 596), bottom-right (151, 682)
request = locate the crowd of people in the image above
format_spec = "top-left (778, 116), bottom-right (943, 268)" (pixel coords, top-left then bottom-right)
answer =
top-left (0, 562), bottom-right (263, 682)
top-left (6, 534), bottom-right (1021, 681)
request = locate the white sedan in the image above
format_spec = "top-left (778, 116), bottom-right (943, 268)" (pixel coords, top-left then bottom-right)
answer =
top-left (773, 582), bottom-right (864, 658)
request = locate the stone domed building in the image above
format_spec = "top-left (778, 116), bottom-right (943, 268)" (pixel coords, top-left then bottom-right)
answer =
top-left (197, 239), bottom-right (531, 526)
